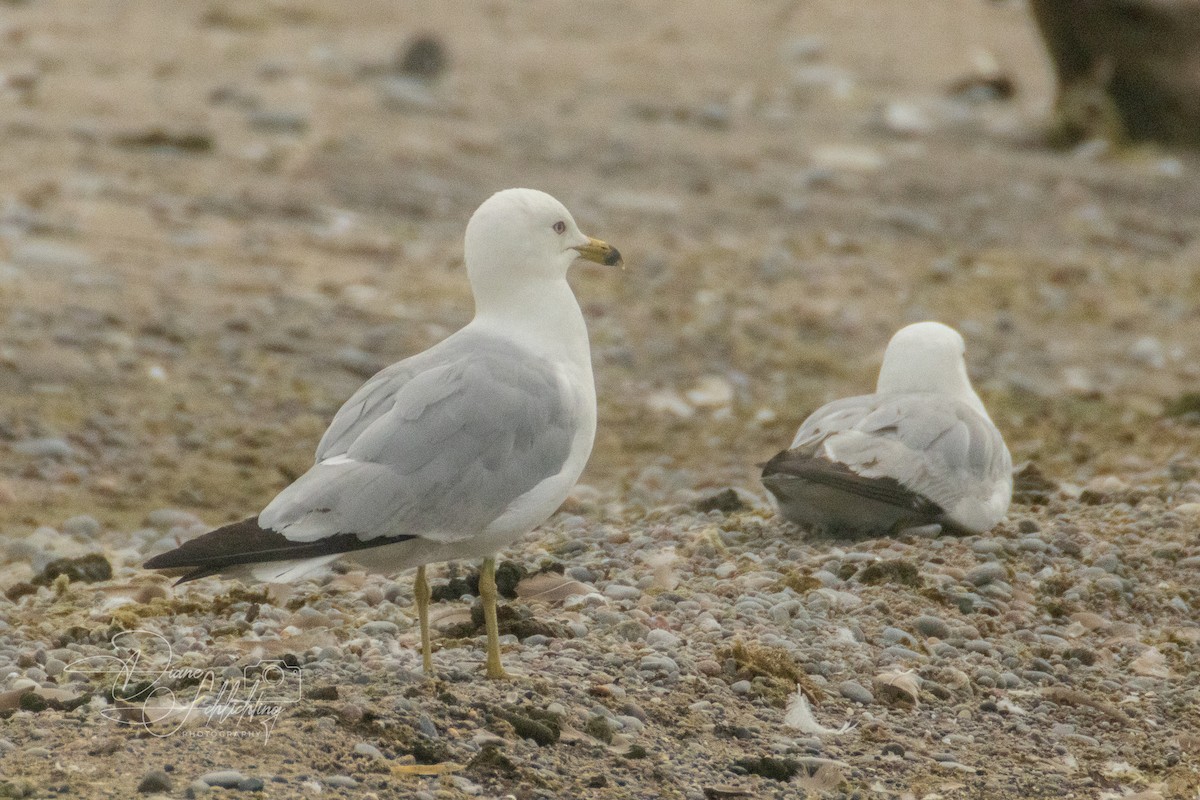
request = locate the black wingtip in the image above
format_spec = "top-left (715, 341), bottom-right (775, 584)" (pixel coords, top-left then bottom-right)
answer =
top-left (143, 515), bottom-right (416, 581)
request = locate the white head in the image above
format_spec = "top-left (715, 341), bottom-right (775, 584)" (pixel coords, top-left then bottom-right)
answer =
top-left (463, 188), bottom-right (620, 311)
top-left (876, 321), bottom-right (989, 416)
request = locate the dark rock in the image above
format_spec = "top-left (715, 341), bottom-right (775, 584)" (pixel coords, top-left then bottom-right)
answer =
top-left (112, 128), bottom-right (214, 153)
top-left (396, 34), bottom-right (448, 82)
top-left (32, 554), bottom-right (112, 586)
top-left (730, 756), bottom-right (801, 781)
top-left (494, 560), bottom-right (527, 599)
top-left (857, 559), bottom-right (922, 587)
top-left (694, 488), bottom-right (745, 514)
top-left (496, 705), bottom-right (561, 746)
top-left (137, 771), bottom-right (173, 793)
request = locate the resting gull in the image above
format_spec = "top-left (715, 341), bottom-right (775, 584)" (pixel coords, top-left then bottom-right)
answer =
top-left (761, 321), bottom-right (1011, 536)
top-left (145, 188), bottom-right (622, 679)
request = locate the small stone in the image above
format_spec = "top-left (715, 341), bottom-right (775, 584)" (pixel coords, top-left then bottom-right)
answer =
top-left (62, 515), bottom-right (101, 538)
top-left (236, 777), bottom-right (265, 791)
top-left (911, 615), bottom-right (951, 639)
top-left (604, 584), bottom-right (641, 601)
top-left (379, 77), bottom-right (440, 113)
top-left (881, 101), bottom-right (933, 136)
top-left (731, 680), bottom-right (752, 695)
top-left (138, 770), bottom-right (173, 793)
top-left (32, 553), bottom-right (112, 585)
top-left (645, 629), bottom-right (680, 649)
top-left (12, 438), bottom-right (75, 459)
top-left (353, 742), bottom-right (384, 760)
top-left (246, 110), bottom-right (310, 135)
top-left (966, 562), bottom-right (1006, 586)
top-left (324, 776), bottom-right (358, 789)
top-left (199, 771), bottom-right (246, 789)
top-left (838, 680), bottom-right (874, 704)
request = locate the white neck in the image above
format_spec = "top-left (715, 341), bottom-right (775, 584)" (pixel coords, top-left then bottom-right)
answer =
top-left (878, 360), bottom-right (990, 420)
top-left (469, 276), bottom-right (592, 367)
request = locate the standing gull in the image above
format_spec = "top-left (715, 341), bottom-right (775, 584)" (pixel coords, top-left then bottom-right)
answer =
top-left (761, 322), bottom-right (1011, 536)
top-left (145, 188), bottom-right (622, 679)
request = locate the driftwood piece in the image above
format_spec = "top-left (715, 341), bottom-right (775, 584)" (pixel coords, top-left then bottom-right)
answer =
top-left (1028, 0), bottom-right (1200, 148)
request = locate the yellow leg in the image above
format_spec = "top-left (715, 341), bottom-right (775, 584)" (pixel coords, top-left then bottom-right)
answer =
top-left (479, 557), bottom-right (508, 680)
top-left (414, 565), bottom-right (433, 676)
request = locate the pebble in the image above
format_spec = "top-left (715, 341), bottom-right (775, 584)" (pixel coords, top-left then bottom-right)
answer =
top-left (911, 615), bottom-right (951, 639)
top-left (353, 742), bottom-right (384, 760)
top-left (730, 680), bottom-right (752, 695)
top-left (324, 776), bottom-right (358, 789)
top-left (137, 770), bottom-right (173, 793)
top-left (12, 438), bottom-right (75, 459)
top-left (199, 771), bottom-right (246, 789)
top-left (62, 515), bottom-right (101, 538)
top-left (379, 77), bottom-right (440, 113)
top-left (645, 629), bottom-right (680, 649)
top-left (966, 562), bottom-right (1006, 586)
top-left (604, 584), bottom-right (642, 601)
top-left (838, 680), bottom-right (874, 704)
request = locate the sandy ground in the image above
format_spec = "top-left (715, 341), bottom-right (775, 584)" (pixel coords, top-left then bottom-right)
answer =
top-left (1, 1), bottom-right (1199, 798)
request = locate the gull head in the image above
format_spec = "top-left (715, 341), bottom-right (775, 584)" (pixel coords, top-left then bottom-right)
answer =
top-left (876, 322), bottom-right (988, 414)
top-left (464, 189), bottom-right (621, 295)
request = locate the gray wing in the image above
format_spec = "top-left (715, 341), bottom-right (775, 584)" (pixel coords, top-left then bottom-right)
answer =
top-left (259, 331), bottom-right (575, 544)
top-left (792, 392), bottom-right (1011, 513)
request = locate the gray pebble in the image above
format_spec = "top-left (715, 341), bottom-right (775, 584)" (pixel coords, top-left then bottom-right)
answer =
top-left (837, 680), bottom-right (874, 704)
top-left (246, 109), bottom-right (310, 135)
top-left (236, 777), bottom-right (265, 791)
top-left (880, 626), bottom-right (917, 647)
top-left (62, 515), bottom-right (101, 538)
top-left (325, 776), bottom-right (358, 789)
top-left (966, 562), bottom-right (1006, 586)
top-left (731, 680), bottom-right (752, 695)
top-left (13, 438), bottom-right (74, 459)
top-left (640, 655), bottom-right (679, 674)
top-left (379, 77), bottom-right (440, 113)
top-left (200, 771), bottom-right (246, 789)
top-left (604, 584), bottom-right (642, 601)
top-left (353, 742), bottom-right (384, 760)
top-left (645, 629), bottom-right (680, 649)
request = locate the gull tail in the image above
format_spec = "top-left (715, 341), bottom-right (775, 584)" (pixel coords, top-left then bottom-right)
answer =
top-left (143, 516), bottom-right (414, 585)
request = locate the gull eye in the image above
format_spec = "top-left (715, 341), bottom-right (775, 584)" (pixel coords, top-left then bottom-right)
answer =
top-left (552, 220), bottom-right (566, 234)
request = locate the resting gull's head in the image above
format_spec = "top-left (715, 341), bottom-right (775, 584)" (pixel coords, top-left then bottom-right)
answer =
top-left (876, 321), bottom-right (987, 416)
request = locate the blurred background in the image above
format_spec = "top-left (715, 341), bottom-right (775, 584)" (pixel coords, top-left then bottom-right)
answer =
top-left (0, 0), bottom-right (1198, 536)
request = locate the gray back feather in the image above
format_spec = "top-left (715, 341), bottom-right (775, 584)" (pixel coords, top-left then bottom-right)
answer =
top-left (260, 331), bottom-right (574, 543)
top-left (792, 392), bottom-right (1010, 511)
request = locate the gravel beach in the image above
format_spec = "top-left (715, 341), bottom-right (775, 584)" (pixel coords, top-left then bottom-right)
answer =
top-left (1, 1), bottom-right (1199, 798)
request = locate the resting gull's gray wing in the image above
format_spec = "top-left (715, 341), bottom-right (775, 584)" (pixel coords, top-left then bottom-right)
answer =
top-left (259, 330), bottom-right (575, 545)
top-left (765, 392), bottom-right (1011, 533)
